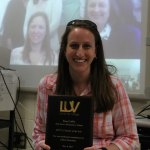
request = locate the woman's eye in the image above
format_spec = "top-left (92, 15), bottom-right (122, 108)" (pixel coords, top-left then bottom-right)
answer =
top-left (70, 44), bottom-right (78, 49)
top-left (84, 45), bottom-right (91, 49)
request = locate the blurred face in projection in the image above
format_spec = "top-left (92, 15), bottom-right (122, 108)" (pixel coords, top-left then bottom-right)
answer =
top-left (87, 0), bottom-right (110, 31)
top-left (28, 16), bottom-right (46, 45)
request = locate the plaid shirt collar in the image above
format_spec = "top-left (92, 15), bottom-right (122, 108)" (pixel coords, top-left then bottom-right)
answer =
top-left (46, 74), bottom-right (91, 96)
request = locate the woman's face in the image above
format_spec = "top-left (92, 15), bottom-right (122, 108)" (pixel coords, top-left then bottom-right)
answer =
top-left (87, 0), bottom-right (110, 30)
top-left (28, 16), bottom-right (46, 45)
top-left (65, 28), bottom-right (96, 76)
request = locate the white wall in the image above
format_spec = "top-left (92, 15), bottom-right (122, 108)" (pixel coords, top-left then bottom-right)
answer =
top-left (0, 92), bottom-right (37, 150)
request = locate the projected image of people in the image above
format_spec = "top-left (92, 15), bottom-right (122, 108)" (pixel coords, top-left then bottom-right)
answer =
top-left (0, 0), bottom-right (28, 50)
top-left (23, 0), bottom-right (62, 53)
top-left (58, 0), bottom-right (85, 40)
top-left (84, 0), bottom-right (141, 59)
top-left (132, 0), bottom-right (141, 29)
top-left (10, 12), bottom-right (58, 65)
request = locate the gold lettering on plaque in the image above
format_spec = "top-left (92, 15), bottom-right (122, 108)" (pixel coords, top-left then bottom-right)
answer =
top-left (60, 101), bottom-right (80, 113)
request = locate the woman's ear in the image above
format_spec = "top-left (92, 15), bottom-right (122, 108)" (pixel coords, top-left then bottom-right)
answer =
top-left (95, 46), bottom-right (98, 54)
top-left (61, 44), bottom-right (64, 47)
top-left (64, 51), bottom-right (66, 58)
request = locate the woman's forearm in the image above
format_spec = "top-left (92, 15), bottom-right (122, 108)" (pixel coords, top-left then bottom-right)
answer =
top-left (104, 143), bottom-right (120, 150)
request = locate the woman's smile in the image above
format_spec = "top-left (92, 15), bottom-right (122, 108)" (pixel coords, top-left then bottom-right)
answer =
top-left (74, 59), bottom-right (87, 63)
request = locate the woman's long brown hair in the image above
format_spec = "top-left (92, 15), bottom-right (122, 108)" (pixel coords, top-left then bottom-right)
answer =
top-left (56, 22), bottom-right (118, 113)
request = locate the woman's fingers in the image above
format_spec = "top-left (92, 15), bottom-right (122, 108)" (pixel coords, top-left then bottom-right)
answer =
top-left (40, 143), bottom-right (50, 150)
top-left (40, 144), bottom-right (97, 150)
top-left (84, 146), bottom-right (97, 150)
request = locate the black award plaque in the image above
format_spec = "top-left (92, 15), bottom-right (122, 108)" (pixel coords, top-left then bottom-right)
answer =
top-left (45, 95), bottom-right (94, 150)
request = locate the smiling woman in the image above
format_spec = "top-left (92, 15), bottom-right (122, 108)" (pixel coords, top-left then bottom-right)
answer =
top-left (28, 16), bottom-right (46, 46)
top-left (10, 12), bottom-right (58, 66)
top-left (23, 0), bottom-right (62, 52)
top-left (32, 20), bottom-right (139, 150)
top-left (65, 28), bottom-right (96, 77)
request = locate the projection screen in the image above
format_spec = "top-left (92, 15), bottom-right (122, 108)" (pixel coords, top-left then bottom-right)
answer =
top-left (0, 0), bottom-right (149, 99)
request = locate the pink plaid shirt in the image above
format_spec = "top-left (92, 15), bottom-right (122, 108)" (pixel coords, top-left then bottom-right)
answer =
top-left (32, 74), bottom-right (139, 150)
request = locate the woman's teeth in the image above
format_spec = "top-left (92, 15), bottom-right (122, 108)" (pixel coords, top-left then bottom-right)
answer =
top-left (74, 59), bottom-right (86, 62)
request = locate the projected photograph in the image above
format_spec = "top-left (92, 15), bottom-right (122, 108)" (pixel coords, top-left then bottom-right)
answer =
top-left (0, 0), bottom-right (142, 91)
top-left (84, 0), bottom-right (141, 59)
top-left (106, 59), bottom-right (140, 92)
top-left (0, 0), bottom-right (141, 61)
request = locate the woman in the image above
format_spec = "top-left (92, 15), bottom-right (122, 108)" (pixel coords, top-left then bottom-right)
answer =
top-left (10, 12), bottom-right (57, 65)
top-left (84, 0), bottom-right (141, 59)
top-left (32, 20), bottom-right (139, 150)
top-left (23, 0), bottom-right (62, 52)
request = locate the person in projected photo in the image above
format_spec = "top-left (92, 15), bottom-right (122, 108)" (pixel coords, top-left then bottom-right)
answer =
top-left (0, 0), bottom-right (28, 50)
top-left (32, 20), bottom-right (139, 150)
top-left (84, 0), bottom-right (141, 59)
top-left (10, 12), bottom-right (57, 65)
top-left (58, 0), bottom-right (86, 41)
top-left (23, 0), bottom-right (62, 53)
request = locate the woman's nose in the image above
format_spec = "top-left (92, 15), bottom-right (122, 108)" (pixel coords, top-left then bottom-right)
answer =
top-left (34, 27), bottom-right (39, 33)
top-left (76, 47), bottom-right (84, 57)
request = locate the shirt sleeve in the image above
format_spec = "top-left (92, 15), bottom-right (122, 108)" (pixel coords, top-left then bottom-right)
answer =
top-left (23, 0), bottom-right (32, 38)
top-left (10, 47), bottom-right (23, 65)
top-left (111, 78), bottom-right (139, 150)
top-left (32, 78), bottom-right (47, 150)
top-left (80, 0), bottom-right (86, 18)
top-left (47, 0), bottom-right (62, 36)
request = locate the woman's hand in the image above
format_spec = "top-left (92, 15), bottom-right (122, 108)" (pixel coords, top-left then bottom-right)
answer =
top-left (84, 146), bottom-right (99, 150)
top-left (40, 143), bottom-right (50, 150)
top-left (84, 144), bottom-right (120, 150)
